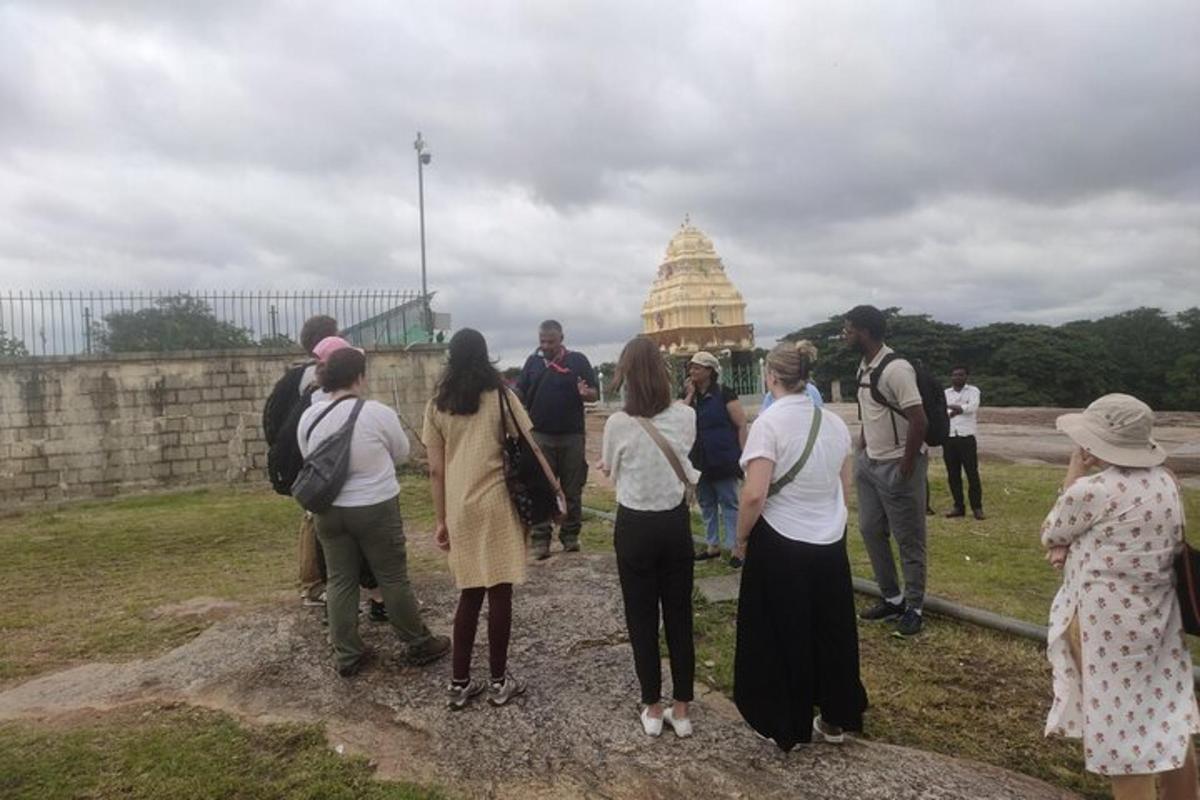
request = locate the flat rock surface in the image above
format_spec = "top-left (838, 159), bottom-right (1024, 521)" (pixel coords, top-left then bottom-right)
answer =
top-left (0, 552), bottom-right (1076, 799)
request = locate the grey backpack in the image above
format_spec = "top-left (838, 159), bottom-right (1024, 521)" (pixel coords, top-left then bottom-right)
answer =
top-left (291, 396), bottom-right (365, 513)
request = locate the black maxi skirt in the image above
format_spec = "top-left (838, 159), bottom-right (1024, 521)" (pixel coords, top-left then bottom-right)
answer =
top-left (733, 517), bottom-right (868, 751)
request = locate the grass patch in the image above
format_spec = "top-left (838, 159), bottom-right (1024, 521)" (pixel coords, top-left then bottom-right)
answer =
top-left (695, 593), bottom-right (1110, 799)
top-left (0, 705), bottom-right (444, 800)
top-left (588, 462), bottom-right (1200, 625)
top-left (0, 472), bottom-right (436, 684)
top-left (2, 462), bottom-right (1195, 799)
top-left (589, 463), bottom-right (1200, 799)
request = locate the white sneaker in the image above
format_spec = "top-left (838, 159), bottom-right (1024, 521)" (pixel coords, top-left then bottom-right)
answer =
top-left (662, 706), bottom-right (693, 738)
top-left (640, 707), bottom-right (663, 737)
top-left (812, 714), bottom-right (845, 744)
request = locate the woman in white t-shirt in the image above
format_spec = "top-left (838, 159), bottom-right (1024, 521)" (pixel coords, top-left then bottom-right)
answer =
top-left (600, 336), bottom-right (700, 738)
top-left (731, 340), bottom-right (868, 751)
top-left (297, 347), bottom-right (449, 677)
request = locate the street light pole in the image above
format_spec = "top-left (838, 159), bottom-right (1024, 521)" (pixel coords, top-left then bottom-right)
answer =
top-left (414, 131), bottom-right (433, 341)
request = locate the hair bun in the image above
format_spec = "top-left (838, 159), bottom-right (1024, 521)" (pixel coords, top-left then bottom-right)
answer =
top-left (793, 339), bottom-right (819, 362)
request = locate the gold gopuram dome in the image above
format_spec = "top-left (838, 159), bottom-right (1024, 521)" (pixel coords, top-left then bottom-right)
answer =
top-left (641, 217), bottom-right (754, 356)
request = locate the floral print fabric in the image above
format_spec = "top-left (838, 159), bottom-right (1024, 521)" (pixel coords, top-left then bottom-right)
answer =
top-left (1042, 465), bottom-right (1199, 775)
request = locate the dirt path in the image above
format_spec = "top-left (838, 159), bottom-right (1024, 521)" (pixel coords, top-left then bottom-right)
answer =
top-left (0, 549), bottom-right (1074, 799)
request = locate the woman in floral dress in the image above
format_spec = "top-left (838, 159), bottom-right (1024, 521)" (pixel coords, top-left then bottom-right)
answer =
top-left (1042, 393), bottom-right (1199, 798)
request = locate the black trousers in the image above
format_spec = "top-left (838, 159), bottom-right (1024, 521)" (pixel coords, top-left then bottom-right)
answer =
top-left (943, 435), bottom-right (983, 512)
top-left (613, 503), bottom-right (695, 704)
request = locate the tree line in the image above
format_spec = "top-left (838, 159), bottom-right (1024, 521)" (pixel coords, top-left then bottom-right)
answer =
top-left (1, 295), bottom-right (296, 357)
top-left (7, 296), bottom-right (1196, 411)
top-left (780, 307), bottom-right (1200, 411)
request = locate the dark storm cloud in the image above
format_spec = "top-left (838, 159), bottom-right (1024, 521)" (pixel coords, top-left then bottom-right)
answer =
top-left (0, 0), bottom-right (1197, 364)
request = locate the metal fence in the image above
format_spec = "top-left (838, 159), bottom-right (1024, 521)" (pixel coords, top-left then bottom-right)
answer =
top-left (0, 290), bottom-right (432, 357)
top-left (724, 363), bottom-right (765, 397)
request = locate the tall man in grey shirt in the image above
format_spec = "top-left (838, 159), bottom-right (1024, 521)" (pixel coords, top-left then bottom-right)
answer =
top-left (844, 305), bottom-right (929, 637)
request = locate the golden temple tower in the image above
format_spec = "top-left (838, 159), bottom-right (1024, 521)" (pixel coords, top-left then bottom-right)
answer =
top-left (641, 217), bottom-right (754, 356)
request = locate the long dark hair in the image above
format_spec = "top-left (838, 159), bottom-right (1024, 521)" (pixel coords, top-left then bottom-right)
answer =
top-left (611, 336), bottom-right (672, 418)
top-left (434, 328), bottom-right (503, 415)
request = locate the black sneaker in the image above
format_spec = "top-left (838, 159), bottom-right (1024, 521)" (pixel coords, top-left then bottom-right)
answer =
top-left (367, 600), bottom-right (389, 623)
top-left (561, 541), bottom-right (580, 553)
top-left (893, 609), bottom-right (924, 637)
top-left (859, 599), bottom-right (906, 622)
top-left (728, 556), bottom-right (744, 569)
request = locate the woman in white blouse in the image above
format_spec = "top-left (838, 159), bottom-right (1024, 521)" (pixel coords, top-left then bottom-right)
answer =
top-left (298, 347), bottom-right (450, 676)
top-left (600, 336), bottom-right (700, 738)
top-left (731, 340), bottom-right (868, 751)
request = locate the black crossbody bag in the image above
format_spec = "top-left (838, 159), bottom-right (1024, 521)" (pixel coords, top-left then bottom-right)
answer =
top-left (498, 388), bottom-right (561, 528)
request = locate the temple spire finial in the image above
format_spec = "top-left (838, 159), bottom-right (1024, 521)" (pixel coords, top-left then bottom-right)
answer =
top-left (683, 212), bottom-right (690, 228)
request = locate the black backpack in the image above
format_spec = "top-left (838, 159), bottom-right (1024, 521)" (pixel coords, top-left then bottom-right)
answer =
top-left (264, 362), bottom-right (316, 495)
top-left (863, 353), bottom-right (949, 448)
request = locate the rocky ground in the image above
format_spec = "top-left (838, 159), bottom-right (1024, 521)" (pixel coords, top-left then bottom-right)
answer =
top-left (0, 548), bottom-right (1075, 799)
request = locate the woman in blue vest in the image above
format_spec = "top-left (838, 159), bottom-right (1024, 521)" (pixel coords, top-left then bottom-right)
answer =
top-left (683, 351), bottom-right (749, 567)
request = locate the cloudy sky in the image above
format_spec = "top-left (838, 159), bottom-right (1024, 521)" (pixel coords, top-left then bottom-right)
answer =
top-left (1, 1), bottom-right (1197, 366)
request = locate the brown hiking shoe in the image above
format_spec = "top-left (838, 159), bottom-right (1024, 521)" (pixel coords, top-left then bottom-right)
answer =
top-left (405, 634), bottom-right (450, 666)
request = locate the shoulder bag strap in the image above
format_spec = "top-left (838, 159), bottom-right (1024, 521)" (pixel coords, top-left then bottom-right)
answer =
top-left (634, 417), bottom-right (693, 489)
top-left (498, 387), bottom-right (508, 444)
top-left (499, 386), bottom-right (526, 441)
top-left (304, 394), bottom-right (357, 443)
top-left (500, 387), bottom-right (563, 493)
top-left (767, 406), bottom-right (823, 498)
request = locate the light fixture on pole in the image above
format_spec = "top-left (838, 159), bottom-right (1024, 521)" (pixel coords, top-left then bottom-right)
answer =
top-left (414, 131), bottom-right (433, 341)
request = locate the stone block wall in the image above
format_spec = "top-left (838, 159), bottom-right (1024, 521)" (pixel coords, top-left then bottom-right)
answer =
top-left (0, 345), bottom-right (445, 508)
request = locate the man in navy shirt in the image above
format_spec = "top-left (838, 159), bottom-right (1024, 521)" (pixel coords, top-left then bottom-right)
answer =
top-left (516, 320), bottom-right (598, 559)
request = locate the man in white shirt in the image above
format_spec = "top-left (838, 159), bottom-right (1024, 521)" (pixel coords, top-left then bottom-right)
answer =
top-left (943, 366), bottom-right (985, 520)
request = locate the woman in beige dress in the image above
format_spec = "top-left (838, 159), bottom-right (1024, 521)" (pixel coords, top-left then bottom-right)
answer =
top-left (424, 328), bottom-right (541, 710)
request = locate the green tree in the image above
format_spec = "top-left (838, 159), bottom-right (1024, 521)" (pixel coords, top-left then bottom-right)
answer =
top-left (258, 333), bottom-right (297, 349)
top-left (0, 326), bottom-right (28, 357)
top-left (780, 305), bottom-right (1200, 410)
top-left (93, 295), bottom-right (254, 353)
top-left (1164, 308), bottom-right (1200, 410)
top-left (783, 308), bottom-right (961, 397)
top-left (966, 323), bottom-right (1108, 407)
top-left (1067, 308), bottom-right (1179, 408)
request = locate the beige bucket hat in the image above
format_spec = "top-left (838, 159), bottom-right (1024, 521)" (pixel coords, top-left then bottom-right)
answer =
top-left (1055, 393), bottom-right (1166, 468)
top-left (689, 351), bottom-right (721, 377)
